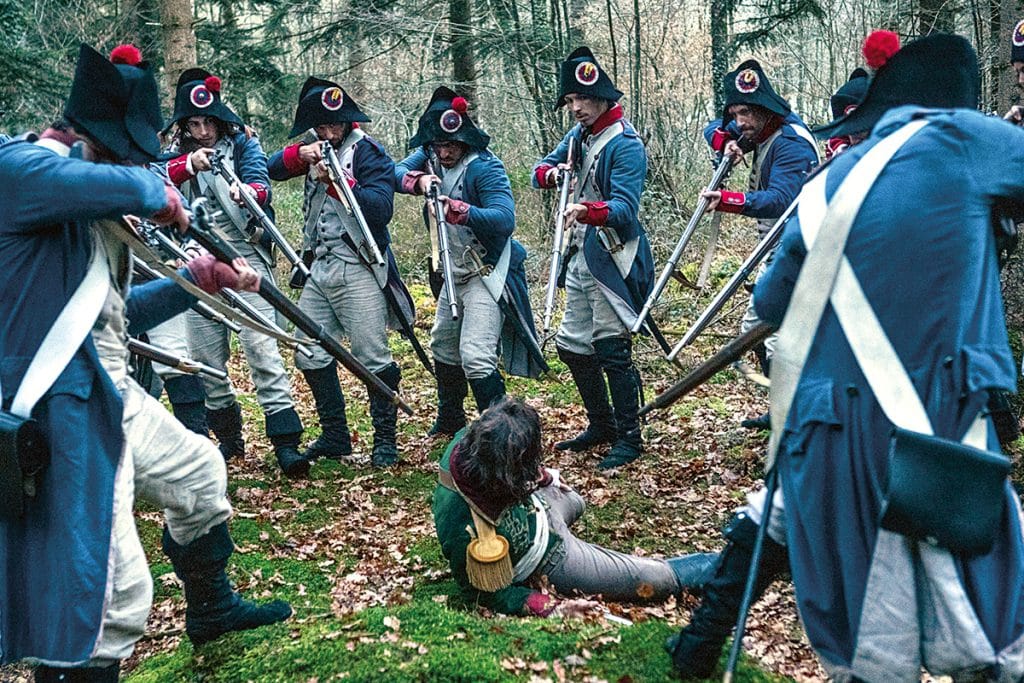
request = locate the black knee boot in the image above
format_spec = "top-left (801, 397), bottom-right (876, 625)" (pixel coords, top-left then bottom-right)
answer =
top-left (164, 375), bottom-right (209, 436)
top-left (162, 522), bottom-right (292, 646)
top-left (370, 363), bottom-right (401, 467)
top-left (429, 361), bottom-right (468, 437)
top-left (666, 512), bottom-right (788, 679)
top-left (594, 337), bottom-right (643, 469)
top-left (469, 370), bottom-right (505, 413)
top-left (555, 347), bottom-right (616, 451)
top-left (265, 407), bottom-right (308, 479)
top-left (207, 402), bottom-right (245, 459)
top-left (34, 662), bottom-right (120, 682)
top-left (300, 362), bottom-right (352, 460)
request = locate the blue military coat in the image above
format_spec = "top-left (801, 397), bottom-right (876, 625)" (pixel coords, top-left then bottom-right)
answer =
top-left (755, 107), bottom-right (1024, 679)
top-left (0, 141), bottom-right (198, 665)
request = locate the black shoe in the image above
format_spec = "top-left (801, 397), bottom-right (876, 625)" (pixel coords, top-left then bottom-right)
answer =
top-left (370, 363), bottom-right (401, 468)
top-left (556, 347), bottom-right (615, 451)
top-left (301, 363), bottom-right (352, 460)
top-left (667, 513), bottom-right (788, 678)
top-left (162, 524), bottom-right (292, 646)
top-left (164, 375), bottom-right (209, 436)
top-left (266, 407), bottom-right (308, 478)
top-left (469, 370), bottom-right (506, 413)
top-left (208, 403), bottom-right (245, 459)
top-left (595, 337), bottom-right (644, 469)
top-left (740, 413), bottom-right (771, 430)
top-left (667, 552), bottom-right (720, 593)
top-left (429, 361), bottom-right (468, 437)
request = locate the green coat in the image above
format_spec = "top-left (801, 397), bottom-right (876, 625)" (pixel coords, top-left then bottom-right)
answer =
top-left (432, 431), bottom-right (560, 614)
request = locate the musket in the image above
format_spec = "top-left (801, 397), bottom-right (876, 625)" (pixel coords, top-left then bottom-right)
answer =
top-left (541, 138), bottom-right (579, 340)
top-left (143, 227), bottom-right (315, 360)
top-left (208, 149), bottom-right (311, 280)
top-left (187, 198), bottom-right (413, 416)
top-left (131, 255), bottom-right (243, 334)
top-left (666, 199), bottom-right (797, 361)
top-left (321, 142), bottom-right (386, 268)
top-left (425, 163), bottom-right (460, 321)
top-left (321, 142), bottom-right (434, 375)
top-left (631, 153), bottom-right (734, 334)
top-left (639, 322), bottom-right (774, 417)
top-left (127, 337), bottom-right (228, 380)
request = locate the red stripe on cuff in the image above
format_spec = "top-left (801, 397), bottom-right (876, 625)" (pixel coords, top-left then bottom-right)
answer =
top-left (282, 144), bottom-right (308, 175)
top-left (166, 154), bottom-right (192, 185)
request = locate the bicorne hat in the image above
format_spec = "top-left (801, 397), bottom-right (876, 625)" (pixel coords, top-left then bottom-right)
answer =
top-left (166, 68), bottom-right (243, 132)
top-left (722, 59), bottom-right (791, 124)
top-left (1011, 19), bottom-right (1024, 64)
top-left (829, 67), bottom-right (870, 121)
top-left (555, 47), bottom-right (623, 109)
top-left (288, 77), bottom-right (370, 138)
top-left (63, 43), bottom-right (166, 164)
top-left (814, 31), bottom-right (979, 139)
top-left (408, 86), bottom-right (490, 150)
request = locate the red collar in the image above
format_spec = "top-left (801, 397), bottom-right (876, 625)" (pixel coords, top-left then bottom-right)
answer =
top-left (589, 103), bottom-right (624, 136)
top-left (755, 115), bottom-right (784, 145)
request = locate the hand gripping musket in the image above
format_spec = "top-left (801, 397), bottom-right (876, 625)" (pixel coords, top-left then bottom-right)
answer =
top-left (631, 153), bottom-right (735, 335)
top-left (140, 225), bottom-right (315, 360)
top-left (321, 142), bottom-right (386, 269)
top-left (639, 322), bottom-right (774, 417)
top-left (542, 138), bottom-right (580, 341)
top-left (187, 198), bottom-right (413, 415)
top-left (425, 164), bottom-right (460, 321)
top-left (320, 142), bottom-right (435, 375)
top-left (127, 337), bottom-right (229, 380)
top-left (131, 254), bottom-right (243, 334)
top-left (666, 199), bottom-right (797, 361)
top-left (208, 150), bottom-right (311, 280)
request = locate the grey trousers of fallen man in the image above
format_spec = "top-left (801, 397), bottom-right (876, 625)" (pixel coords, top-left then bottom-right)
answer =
top-left (533, 484), bottom-right (680, 601)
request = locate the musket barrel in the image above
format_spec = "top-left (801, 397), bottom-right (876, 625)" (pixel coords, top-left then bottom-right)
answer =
top-left (542, 170), bottom-right (572, 335)
top-left (428, 182), bottom-right (460, 321)
top-left (127, 338), bottom-right (229, 380)
top-left (666, 197), bottom-right (797, 360)
top-left (322, 143), bottom-right (387, 268)
top-left (640, 321), bottom-right (774, 417)
top-left (630, 154), bottom-right (734, 335)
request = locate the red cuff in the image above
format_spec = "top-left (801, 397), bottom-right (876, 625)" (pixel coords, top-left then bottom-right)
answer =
top-left (248, 183), bottom-right (268, 205)
top-left (166, 153), bottom-right (193, 185)
top-left (281, 143), bottom-right (308, 176)
top-left (524, 592), bottom-right (557, 617)
top-left (582, 201), bottom-right (609, 226)
top-left (535, 164), bottom-right (556, 189)
top-left (402, 170), bottom-right (426, 195)
top-left (445, 199), bottom-right (470, 225)
top-left (717, 190), bottom-right (745, 214)
top-left (825, 136), bottom-right (850, 160)
top-left (710, 128), bottom-right (732, 153)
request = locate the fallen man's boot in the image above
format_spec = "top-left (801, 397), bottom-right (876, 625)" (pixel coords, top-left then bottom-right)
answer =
top-left (667, 552), bottom-right (720, 593)
top-left (163, 522), bottom-right (292, 646)
top-left (740, 412), bottom-right (771, 430)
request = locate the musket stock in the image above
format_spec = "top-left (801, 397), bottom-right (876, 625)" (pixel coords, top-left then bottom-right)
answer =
top-left (209, 150), bottom-right (310, 279)
top-left (631, 154), bottom-right (734, 335)
top-left (187, 199), bottom-right (413, 416)
top-left (640, 322), bottom-right (773, 417)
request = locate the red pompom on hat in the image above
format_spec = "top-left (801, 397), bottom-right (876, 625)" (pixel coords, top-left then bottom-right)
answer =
top-left (204, 75), bottom-right (222, 93)
top-left (863, 30), bottom-right (900, 70)
top-left (109, 44), bottom-right (142, 66)
top-left (451, 96), bottom-right (468, 114)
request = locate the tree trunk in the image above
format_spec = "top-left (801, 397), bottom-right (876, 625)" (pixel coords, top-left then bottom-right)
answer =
top-left (917, 0), bottom-right (956, 35)
top-left (450, 0), bottom-right (477, 105)
top-left (709, 0), bottom-right (732, 115)
top-left (159, 0), bottom-right (195, 103)
top-left (568, 0), bottom-right (585, 47)
top-left (348, 22), bottom-right (367, 103)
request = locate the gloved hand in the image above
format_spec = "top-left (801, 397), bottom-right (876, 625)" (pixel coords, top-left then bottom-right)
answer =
top-left (186, 254), bottom-right (261, 293)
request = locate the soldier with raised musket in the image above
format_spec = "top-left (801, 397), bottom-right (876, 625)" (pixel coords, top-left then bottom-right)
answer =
top-left (164, 68), bottom-right (308, 477)
top-left (702, 59), bottom-right (818, 429)
top-left (395, 87), bottom-right (544, 438)
top-left (532, 47), bottom-right (653, 470)
top-left (268, 78), bottom-right (411, 468)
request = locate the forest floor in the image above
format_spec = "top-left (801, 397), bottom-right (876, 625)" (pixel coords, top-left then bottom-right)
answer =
top-left (110, 274), bottom-right (829, 683)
